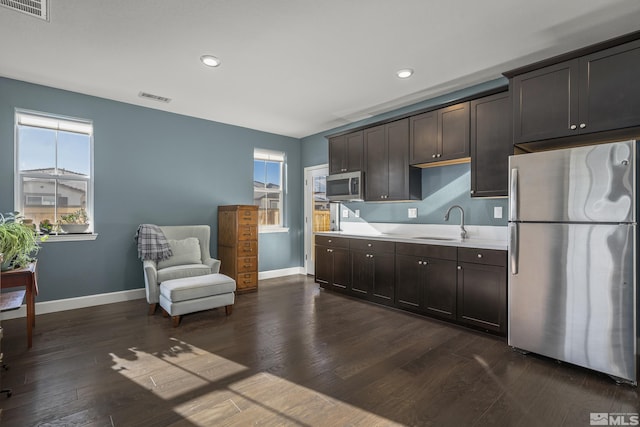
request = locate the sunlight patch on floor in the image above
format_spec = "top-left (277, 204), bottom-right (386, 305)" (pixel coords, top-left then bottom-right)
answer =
top-left (109, 338), bottom-right (402, 426)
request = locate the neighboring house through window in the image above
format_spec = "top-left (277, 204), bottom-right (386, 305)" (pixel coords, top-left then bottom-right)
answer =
top-left (253, 149), bottom-right (285, 230)
top-left (15, 110), bottom-right (94, 233)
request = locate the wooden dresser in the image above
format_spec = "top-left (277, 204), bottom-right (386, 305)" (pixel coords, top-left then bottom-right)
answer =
top-left (218, 205), bottom-right (259, 293)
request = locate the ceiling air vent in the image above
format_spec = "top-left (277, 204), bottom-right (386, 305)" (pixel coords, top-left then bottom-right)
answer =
top-left (138, 92), bottom-right (172, 103)
top-left (1, 0), bottom-right (49, 21)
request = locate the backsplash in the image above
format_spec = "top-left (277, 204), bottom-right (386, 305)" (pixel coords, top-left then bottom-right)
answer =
top-left (340, 163), bottom-right (508, 226)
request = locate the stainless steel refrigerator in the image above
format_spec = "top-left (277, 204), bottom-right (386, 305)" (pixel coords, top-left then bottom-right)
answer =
top-left (508, 140), bottom-right (637, 385)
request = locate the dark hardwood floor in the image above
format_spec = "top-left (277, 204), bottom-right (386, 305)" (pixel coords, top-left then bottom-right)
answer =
top-left (0, 275), bottom-right (637, 426)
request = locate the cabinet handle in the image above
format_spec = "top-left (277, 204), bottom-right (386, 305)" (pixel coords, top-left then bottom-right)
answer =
top-left (327, 249), bottom-right (333, 253)
top-left (477, 253), bottom-right (483, 258)
top-left (367, 243), bottom-right (372, 247)
top-left (457, 266), bottom-right (462, 270)
top-left (328, 239), bottom-right (332, 243)
top-left (470, 190), bottom-right (475, 195)
top-left (579, 123), bottom-right (586, 129)
top-left (570, 124), bottom-right (577, 130)
top-left (437, 154), bottom-right (441, 158)
top-left (432, 154), bottom-right (436, 158)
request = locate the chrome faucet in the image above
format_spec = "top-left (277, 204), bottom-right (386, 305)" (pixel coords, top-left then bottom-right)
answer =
top-left (444, 205), bottom-right (467, 239)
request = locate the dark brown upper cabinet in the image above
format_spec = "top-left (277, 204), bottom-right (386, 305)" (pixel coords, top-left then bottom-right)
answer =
top-left (470, 92), bottom-right (512, 198)
top-left (511, 38), bottom-right (640, 145)
top-left (364, 119), bottom-right (421, 201)
top-left (410, 102), bottom-right (470, 166)
top-left (329, 130), bottom-right (363, 174)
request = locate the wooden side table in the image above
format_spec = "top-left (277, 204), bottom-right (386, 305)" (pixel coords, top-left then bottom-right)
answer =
top-left (1, 261), bottom-right (38, 348)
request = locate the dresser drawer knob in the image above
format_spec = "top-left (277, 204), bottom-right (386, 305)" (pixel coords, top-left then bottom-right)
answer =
top-left (477, 253), bottom-right (482, 258)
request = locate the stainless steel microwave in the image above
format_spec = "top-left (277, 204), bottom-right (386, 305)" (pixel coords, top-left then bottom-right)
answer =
top-left (326, 171), bottom-right (364, 201)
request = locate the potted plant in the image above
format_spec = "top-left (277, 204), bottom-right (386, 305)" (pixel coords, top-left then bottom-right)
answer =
top-left (39, 219), bottom-right (53, 234)
top-left (0, 212), bottom-right (45, 271)
top-left (59, 208), bottom-right (90, 233)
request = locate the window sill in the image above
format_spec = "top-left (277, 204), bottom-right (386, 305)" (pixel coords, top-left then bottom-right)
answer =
top-left (42, 233), bottom-right (98, 242)
top-left (258, 227), bottom-right (289, 234)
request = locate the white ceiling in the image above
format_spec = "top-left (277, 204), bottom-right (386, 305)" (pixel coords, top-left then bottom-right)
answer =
top-left (1, 0), bottom-right (640, 139)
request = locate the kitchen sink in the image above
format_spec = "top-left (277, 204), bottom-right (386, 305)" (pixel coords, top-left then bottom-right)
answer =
top-left (411, 236), bottom-right (457, 241)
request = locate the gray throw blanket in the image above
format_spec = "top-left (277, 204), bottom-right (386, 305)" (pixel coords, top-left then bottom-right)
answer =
top-left (135, 224), bottom-right (173, 261)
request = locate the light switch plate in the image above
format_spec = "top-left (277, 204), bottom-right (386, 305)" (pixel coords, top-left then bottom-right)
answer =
top-left (342, 209), bottom-right (349, 218)
top-left (355, 209), bottom-right (360, 218)
top-left (408, 208), bottom-right (418, 218)
top-left (494, 206), bottom-right (503, 219)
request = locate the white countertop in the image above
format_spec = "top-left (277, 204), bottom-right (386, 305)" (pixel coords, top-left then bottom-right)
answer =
top-left (315, 223), bottom-right (508, 251)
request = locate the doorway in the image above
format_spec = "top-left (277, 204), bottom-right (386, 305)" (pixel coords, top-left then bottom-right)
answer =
top-left (304, 164), bottom-right (329, 275)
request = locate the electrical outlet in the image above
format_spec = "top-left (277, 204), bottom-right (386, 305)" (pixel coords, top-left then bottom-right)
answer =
top-left (355, 209), bottom-right (360, 218)
top-left (342, 209), bottom-right (349, 218)
top-left (408, 208), bottom-right (418, 218)
top-left (494, 206), bottom-right (503, 219)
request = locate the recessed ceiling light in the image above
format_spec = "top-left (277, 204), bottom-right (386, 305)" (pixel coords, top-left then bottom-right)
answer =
top-left (200, 55), bottom-right (221, 67)
top-left (396, 68), bottom-right (414, 79)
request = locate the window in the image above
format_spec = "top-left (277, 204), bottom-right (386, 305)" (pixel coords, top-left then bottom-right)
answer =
top-left (253, 149), bottom-right (285, 230)
top-left (15, 110), bottom-right (94, 234)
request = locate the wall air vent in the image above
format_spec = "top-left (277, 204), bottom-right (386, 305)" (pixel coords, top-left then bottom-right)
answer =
top-left (138, 92), bottom-right (172, 103)
top-left (1, 0), bottom-right (49, 21)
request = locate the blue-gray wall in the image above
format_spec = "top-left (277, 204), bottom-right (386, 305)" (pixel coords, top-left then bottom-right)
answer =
top-left (0, 77), bottom-right (302, 302)
top-left (2, 75), bottom-right (510, 304)
top-left (340, 163), bottom-right (508, 226)
top-left (300, 78), bottom-right (509, 227)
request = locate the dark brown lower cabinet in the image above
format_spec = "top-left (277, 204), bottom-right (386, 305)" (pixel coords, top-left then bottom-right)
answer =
top-left (394, 253), bottom-right (422, 311)
top-left (456, 248), bottom-right (507, 334)
top-left (350, 239), bottom-right (395, 306)
top-left (316, 237), bottom-right (507, 335)
top-left (395, 243), bottom-right (457, 320)
top-left (315, 236), bottom-right (350, 294)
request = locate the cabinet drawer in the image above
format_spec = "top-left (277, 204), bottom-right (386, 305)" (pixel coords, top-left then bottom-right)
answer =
top-left (238, 225), bottom-right (257, 241)
top-left (395, 242), bottom-right (457, 260)
top-left (238, 209), bottom-right (258, 225)
top-left (458, 247), bottom-right (506, 267)
top-left (349, 239), bottom-right (395, 253)
top-left (315, 235), bottom-right (350, 249)
top-left (237, 272), bottom-right (258, 289)
top-left (237, 241), bottom-right (258, 256)
top-left (238, 256), bottom-right (257, 273)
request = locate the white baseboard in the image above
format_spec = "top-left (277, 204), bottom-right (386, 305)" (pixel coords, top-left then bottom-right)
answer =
top-left (1, 288), bottom-right (146, 320)
top-left (1, 267), bottom-right (305, 320)
top-left (258, 266), bottom-right (305, 280)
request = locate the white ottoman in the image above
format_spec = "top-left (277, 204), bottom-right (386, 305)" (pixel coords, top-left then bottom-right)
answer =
top-left (159, 273), bottom-right (236, 327)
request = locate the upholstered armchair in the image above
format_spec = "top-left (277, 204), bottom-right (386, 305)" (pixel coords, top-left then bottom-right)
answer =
top-left (143, 225), bottom-right (221, 314)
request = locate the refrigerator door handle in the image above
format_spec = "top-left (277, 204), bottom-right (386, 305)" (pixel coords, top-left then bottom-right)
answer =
top-left (509, 223), bottom-right (519, 275)
top-left (510, 168), bottom-right (518, 220)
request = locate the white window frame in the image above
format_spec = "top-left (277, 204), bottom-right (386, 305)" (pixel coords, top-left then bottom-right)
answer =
top-left (14, 109), bottom-right (97, 241)
top-left (253, 148), bottom-right (288, 233)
